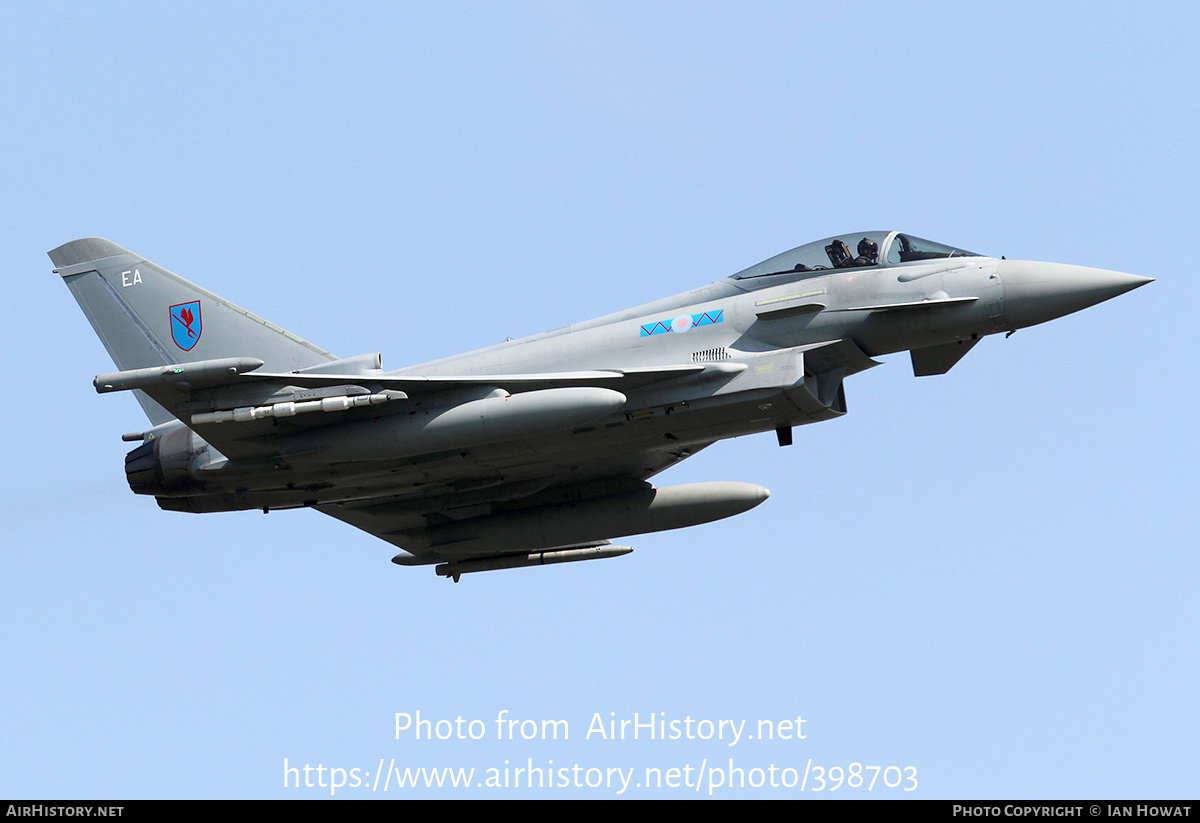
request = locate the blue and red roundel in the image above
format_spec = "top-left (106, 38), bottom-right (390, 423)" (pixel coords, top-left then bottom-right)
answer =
top-left (169, 300), bottom-right (203, 351)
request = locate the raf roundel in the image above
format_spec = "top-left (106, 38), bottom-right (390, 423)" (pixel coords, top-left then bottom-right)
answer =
top-left (169, 300), bottom-right (203, 351)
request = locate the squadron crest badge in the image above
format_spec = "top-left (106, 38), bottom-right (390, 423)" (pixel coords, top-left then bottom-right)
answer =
top-left (169, 300), bottom-right (203, 351)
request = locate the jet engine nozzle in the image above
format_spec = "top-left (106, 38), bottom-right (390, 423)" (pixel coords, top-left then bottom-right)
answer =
top-left (124, 426), bottom-right (207, 497)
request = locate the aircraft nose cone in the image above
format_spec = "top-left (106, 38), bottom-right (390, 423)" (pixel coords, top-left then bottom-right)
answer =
top-left (999, 260), bottom-right (1152, 329)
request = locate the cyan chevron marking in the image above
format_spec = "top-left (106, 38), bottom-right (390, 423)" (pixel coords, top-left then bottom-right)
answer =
top-left (639, 309), bottom-right (724, 337)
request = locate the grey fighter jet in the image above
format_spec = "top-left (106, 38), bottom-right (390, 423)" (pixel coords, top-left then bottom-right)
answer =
top-left (52, 231), bottom-right (1150, 580)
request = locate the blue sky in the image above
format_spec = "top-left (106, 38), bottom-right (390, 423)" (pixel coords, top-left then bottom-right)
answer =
top-left (2, 1), bottom-right (1195, 798)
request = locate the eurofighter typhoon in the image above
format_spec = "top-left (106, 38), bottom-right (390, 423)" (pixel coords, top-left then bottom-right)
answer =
top-left (52, 232), bottom-right (1149, 580)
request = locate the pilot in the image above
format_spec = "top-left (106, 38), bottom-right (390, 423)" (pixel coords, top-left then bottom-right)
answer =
top-left (852, 237), bottom-right (879, 267)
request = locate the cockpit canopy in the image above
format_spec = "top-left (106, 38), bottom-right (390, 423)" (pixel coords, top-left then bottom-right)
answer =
top-left (730, 231), bottom-right (982, 282)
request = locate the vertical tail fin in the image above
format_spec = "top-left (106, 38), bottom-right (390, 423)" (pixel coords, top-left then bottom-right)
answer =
top-left (51, 238), bottom-right (336, 424)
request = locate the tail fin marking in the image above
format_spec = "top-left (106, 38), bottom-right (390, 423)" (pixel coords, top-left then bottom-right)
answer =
top-left (51, 237), bottom-right (337, 424)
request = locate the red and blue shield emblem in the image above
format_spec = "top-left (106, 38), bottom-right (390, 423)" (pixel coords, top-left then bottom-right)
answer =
top-left (169, 300), bottom-right (203, 351)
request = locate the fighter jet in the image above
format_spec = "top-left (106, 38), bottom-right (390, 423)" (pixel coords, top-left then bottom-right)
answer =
top-left (52, 231), bottom-right (1150, 580)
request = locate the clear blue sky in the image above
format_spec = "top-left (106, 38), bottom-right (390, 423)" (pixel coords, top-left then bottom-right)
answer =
top-left (3, 1), bottom-right (1195, 798)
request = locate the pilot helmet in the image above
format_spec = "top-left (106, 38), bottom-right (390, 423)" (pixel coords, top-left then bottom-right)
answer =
top-left (857, 237), bottom-right (878, 261)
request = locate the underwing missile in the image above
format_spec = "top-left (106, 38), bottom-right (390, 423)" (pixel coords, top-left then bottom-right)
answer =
top-left (428, 544), bottom-right (634, 579)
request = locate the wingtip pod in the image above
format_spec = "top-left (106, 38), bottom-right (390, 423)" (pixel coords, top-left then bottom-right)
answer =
top-left (94, 357), bottom-right (265, 393)
top-left (48, 237), bottom-right (133, 270)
